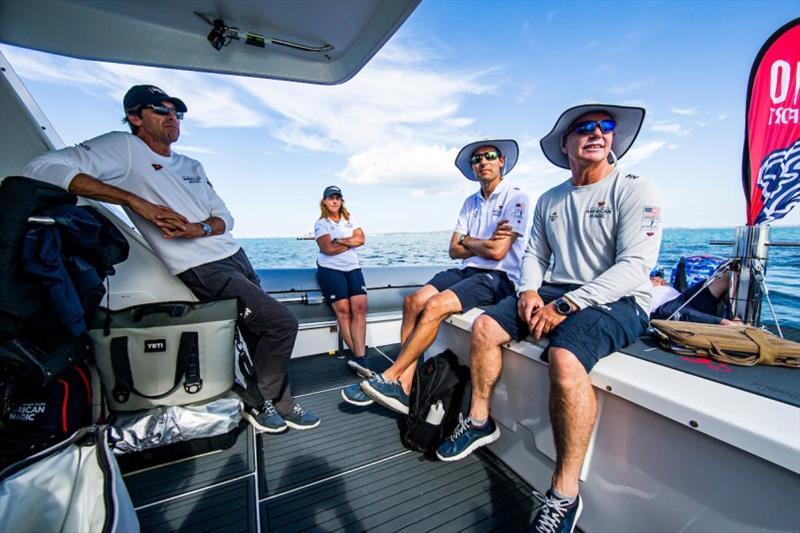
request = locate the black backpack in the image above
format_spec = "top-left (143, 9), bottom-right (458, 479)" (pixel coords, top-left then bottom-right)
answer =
top-left (402, 350), bottom-right (471, 455)
top-left (0, 359), bottom-right (95, 469)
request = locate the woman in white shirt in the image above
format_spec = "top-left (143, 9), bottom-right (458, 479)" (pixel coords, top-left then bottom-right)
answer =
top-left (314, 186), bottom-right (371, 377)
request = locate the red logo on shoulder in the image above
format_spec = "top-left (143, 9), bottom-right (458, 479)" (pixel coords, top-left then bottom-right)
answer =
top-left (152, 164), bottom-right (163, 171)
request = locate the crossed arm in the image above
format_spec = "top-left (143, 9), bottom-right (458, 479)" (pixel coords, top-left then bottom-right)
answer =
top-left (316, 228), bottom-right (365, 255)
top-left (68, 173), bottom-right (223, 239)
top-left (449, 220), bottom-right (517, 260)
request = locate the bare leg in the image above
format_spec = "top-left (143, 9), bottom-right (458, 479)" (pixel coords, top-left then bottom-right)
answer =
top-left (469, 314), bottom-right (512, 421)
top-left (400, 285), bottom-right (439, 346)
top-left (384, 290), bottom-right (463, 393)
top-left (349, 294), bottom-right (368, 357)
top-left (331, 299), bottom-right (354, 352)
top-left (708, 274), bottom-right (731, 299)
top-left (548, 347), bottom-right (596, 498)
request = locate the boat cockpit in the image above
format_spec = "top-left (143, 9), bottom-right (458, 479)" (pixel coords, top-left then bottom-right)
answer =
top-left (0, 2), bottom-right (798, 532)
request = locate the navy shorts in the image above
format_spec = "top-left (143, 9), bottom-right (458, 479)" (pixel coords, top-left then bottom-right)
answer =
top-left (652, 282), bottom-right (722, 322)
top-left (427, 267), bottom-right (515, 312)
top-left (317, 265), bottom-right (367, 303)
top-left (482, 283), bottom-right (648, 373)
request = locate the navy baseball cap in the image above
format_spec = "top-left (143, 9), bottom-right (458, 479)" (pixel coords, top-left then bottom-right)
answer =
top-left (123, 85), bottom-right (187, 113)
top-left (323, 185), bottom-right (342, 198)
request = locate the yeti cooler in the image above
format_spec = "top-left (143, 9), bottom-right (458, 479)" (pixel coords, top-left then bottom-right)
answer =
top-left (88, 299), bottom-right (237, 412)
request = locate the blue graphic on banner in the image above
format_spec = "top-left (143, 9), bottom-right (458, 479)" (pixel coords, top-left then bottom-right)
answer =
top-left (755, 137), bottom-right (800, 225)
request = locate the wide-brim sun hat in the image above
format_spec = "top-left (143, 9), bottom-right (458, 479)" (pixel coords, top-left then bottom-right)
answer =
top-left (454, 139), bottom-right (519, 181)
top-left (539, 104), bottom-right (645, 169)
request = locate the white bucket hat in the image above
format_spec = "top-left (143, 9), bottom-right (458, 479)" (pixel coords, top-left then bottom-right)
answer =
top-left (539, 104), bottom-right (645, 169)
top-left (454, 139), bottom-right (519, 181)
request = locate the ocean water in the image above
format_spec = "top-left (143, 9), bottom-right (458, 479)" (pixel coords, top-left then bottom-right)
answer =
top-left (241, 226), bottom-right (800, 328)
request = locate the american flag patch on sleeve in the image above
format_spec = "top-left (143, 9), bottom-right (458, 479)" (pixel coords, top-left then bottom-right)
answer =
top-left (641, 206), bottom-right (661, 228)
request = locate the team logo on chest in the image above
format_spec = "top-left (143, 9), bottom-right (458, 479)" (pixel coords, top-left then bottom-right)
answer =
top-left (491, 204), bottom-right (503, 217)
top-left (549, 211), bottom-right (559, 222)
top-left (586, 200), bottom-right (612, 219)
top-left (152, 164), bottom-right (163, 171)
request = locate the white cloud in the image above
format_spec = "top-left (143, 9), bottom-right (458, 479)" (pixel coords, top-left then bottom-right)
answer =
top-left (378, 39), bottom-right (443, 65)
top-left (593, 64), bottom-right (615, 75)
top-left (236, 59), bottom-right (495, 155)
top-left (671, 107), bottom-right (698, 116)
top-left (622, 140), bottom-right (667, 166)
top-left (718, 113), bottom-right (728, 120)
top-left (1, 46), bottom-right (266, 129)
top-left (176, 145), bottom-right (217, 154)
top-left (338, 143), bottom-right (459, 190)
top-left (608, 80), bottom-right (648, 95)
top-left (649, 120), bottom-right (692, 135)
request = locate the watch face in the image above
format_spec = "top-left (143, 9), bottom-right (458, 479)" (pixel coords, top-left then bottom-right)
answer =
top-left (556, 298), bottom-right (571, 315)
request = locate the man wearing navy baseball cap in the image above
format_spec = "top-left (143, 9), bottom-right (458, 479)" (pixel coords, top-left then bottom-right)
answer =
top-left (23, 84), bottom-right (320, 434)
top-left (342, 139), bottom-right (532, 416)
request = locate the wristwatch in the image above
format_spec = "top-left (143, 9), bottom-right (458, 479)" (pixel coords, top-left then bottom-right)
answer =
top-left (459, 234), bottom-right (468, 246)
top-left (554, 297), bottom-right (573, 316)
top-left (201, 222), bottom-right (212, 237)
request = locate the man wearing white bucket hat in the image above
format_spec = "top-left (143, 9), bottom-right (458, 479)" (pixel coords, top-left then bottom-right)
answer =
top-left (342, 140), bottom-right (532, 413)
top-left (442, 105), bottom-right (662, 532)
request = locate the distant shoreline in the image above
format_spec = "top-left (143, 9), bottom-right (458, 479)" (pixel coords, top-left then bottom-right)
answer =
top-left (239, 225), bottom-right (800, 240)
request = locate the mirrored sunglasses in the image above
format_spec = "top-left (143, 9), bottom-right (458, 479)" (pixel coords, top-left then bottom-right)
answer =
top-left (144, 104), bottom-right (184, 120)
top-left (572, 119), bottom-right (615, 135)
top-left (470, 151), bottom-right (500, 165)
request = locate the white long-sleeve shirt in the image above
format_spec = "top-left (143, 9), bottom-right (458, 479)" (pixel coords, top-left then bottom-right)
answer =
top-left (518, 167), bottom-right (662, 312)
top-left (22, 131), bottom-right (240, 274)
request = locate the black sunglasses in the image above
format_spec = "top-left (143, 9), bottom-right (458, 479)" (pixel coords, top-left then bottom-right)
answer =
top-left (144, 104), bottom-right (184, 120)
top-left (470, 151), bottom-right (500, 165)
top-left (571, 119), bottom-right (616, 135)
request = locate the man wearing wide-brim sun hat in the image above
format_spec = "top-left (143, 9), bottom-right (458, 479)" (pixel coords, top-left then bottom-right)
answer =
top-left (341, 138), bottom-right (533, 417)
top-left (459, 104), bottom-right (663, 532)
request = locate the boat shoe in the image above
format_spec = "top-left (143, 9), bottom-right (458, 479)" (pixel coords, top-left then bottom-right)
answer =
top-left (242, 400), bottom-right (288, 433)
top-left (283, 404), bottom-right (321, 430)
top-left (436, 415), bottom-right (501, 462)
top-left (347, 354), bottom-right (375, 378)
top-left (529, 490), bottom-right (583, 533)
top-left (341, 383), bottom-right (374, 406)
top-left (361, 373), bottom-right (409, 415)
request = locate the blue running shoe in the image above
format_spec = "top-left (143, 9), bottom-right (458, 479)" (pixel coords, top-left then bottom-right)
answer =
top-left (242, 400), bottom-right (287, 433)
top-left (361, 373), bottom-right (409, 415)
top-left (341, 383), bottom-right (374, 406)
top-left (529, 490), bottom-right (583, 533)
top-left (283, 403), bottom-right (321, 430)
top-left (435, 415), bottom-right (501, 462)
top-left (347, 354), bottom-right (375, 379)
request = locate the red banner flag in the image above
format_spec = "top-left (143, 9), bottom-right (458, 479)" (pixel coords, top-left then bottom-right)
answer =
top-left (742, 18), bottom-right (800, 225)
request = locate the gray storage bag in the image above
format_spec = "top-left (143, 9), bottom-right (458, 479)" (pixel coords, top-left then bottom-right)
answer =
top-left (0, 425), bottom-right (139, 533)
top-left (88, 299), bottom-right (238, 412)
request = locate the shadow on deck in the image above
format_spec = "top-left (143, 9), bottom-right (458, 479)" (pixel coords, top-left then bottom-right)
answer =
top-left (120, 344), bottom-right (539, 532)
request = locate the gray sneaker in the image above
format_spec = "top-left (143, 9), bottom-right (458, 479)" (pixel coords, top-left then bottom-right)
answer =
top-left (283, 404), bottom-right (321, 430)
top-left (347, 354), bottom-right (375, 378)
top-left (242, 400), bottom-right (287, 433)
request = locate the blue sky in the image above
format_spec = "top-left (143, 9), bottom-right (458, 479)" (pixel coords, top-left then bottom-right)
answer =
top-left (3, 1), bottom-right (799, 237)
